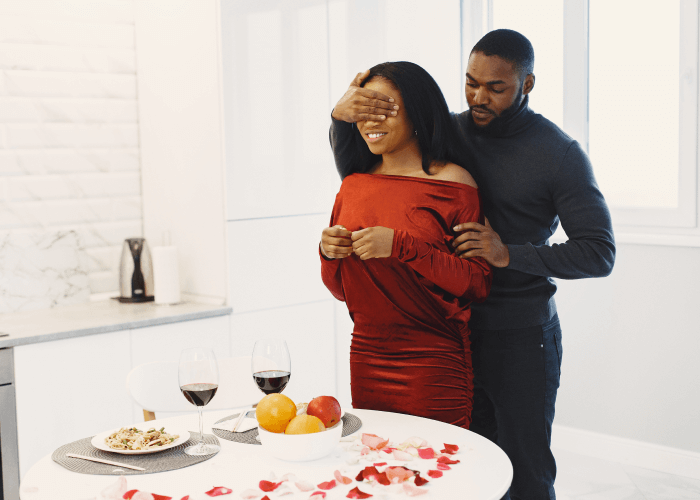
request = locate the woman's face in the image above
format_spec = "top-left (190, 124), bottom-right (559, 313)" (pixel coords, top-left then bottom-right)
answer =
top-left (357, 78), bottom-right (417, 156)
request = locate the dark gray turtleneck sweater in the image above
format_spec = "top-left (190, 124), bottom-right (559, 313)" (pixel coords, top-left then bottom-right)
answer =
top-left (329, 97), bottom-right (616, 330)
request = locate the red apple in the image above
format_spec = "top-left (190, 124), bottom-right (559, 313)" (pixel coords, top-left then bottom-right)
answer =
top-left (306, 395), bottom-right (341, 428)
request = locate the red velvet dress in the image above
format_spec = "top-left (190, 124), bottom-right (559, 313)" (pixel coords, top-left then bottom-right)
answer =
top-left (320, 173), bottom-right (492, 428)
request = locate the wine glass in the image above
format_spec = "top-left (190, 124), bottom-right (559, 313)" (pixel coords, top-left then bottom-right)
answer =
top-left (251, 339), bottom-right (291, 395)
top-left (178, 347), bottom-right (221, 456)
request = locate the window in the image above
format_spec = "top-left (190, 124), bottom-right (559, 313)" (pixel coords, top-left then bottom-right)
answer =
top-left (469, 0), bottom-right (700, 242)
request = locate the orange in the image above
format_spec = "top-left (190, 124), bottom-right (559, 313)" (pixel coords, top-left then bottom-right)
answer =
top-left (284, 414), bottom-right (325, 435)
top-left (256, 394), bottom-right (297, 433)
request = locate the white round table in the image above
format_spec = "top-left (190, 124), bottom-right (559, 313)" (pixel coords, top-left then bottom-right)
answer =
top-left (20, 409), bottom-right (512, 500)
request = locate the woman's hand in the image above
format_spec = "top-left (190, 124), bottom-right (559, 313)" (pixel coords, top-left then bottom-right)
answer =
top-left (331, 70), bottom-right (399, 123)
top-left (351, 227), bottom-right (394, 260)
top-left (321, 225), bottom-right (353, 259)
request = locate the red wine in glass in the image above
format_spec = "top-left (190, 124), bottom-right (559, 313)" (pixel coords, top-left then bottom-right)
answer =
top-left (253, 370), bottom-right (290, 395)
top-left (180, 383), bottom-right (219, 406)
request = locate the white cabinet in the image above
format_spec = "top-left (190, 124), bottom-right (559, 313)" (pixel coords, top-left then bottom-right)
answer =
top-left (14, 330), bottom-right (134, 479)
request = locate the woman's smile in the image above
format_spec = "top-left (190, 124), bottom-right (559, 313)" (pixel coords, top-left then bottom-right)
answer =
top-left (366, 131), bottom-right (388, 142)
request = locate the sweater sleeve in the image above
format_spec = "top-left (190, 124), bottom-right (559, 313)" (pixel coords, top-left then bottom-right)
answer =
top-left (391, 230), bottom-right (492, 302)
top-left (506, 141), bottom-right (616, 279)
top-left (320, 245), bottom-right (345, 302)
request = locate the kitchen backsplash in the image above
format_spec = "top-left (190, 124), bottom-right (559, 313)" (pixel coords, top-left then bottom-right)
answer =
top-left (0, 230), bottom-right (89, 313)
top-left (0, 0), bottom-right (142, 297)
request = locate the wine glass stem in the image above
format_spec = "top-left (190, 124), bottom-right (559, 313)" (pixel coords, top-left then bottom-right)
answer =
top-left (198, 406), bottom-right (204, 447)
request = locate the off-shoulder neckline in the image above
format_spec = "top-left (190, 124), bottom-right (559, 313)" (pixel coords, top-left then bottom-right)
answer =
top-left (352, 172), bottom-right (479, 191)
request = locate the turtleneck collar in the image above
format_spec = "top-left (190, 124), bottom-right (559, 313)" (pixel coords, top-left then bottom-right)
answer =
top-left (466, 95), bottom-right (535, 138)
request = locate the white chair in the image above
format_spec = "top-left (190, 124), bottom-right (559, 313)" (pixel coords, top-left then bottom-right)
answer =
top-left (127, 356), bottom-right (262, 421)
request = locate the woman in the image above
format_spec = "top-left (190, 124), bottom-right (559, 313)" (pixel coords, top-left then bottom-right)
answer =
top-left (319, 62), bottom-right (492, 429)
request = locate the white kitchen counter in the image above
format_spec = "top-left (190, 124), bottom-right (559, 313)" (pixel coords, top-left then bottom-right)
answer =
top-left (0, 299), bottom-right (232, 349)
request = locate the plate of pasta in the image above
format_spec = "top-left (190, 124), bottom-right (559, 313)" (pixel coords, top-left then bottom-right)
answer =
top-left (91, 424), bottom-right (190, 455)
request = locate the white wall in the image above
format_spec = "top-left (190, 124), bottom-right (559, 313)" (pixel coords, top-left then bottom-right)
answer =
top-left (554, 243), bottom-right (700, 454)
top-left (0, 0), bottom-right (142, 297)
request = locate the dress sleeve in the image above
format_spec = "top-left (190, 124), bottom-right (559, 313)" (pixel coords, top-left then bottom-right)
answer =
top-left (319, 201), bottom-right (346, 302)
top-left (506, 141), bottom-right (616, 279)
top-left (391, 193), bottom-right (492, 302)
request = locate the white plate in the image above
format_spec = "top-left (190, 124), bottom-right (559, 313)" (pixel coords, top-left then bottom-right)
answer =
top-left (91, 424), bottom-right (190, 455)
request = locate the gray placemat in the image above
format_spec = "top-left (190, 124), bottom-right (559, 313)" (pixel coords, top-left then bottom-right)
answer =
top-left (52, 432), bottom-right (220, 475)
top-left (212, 412), bottom-right (362, 444)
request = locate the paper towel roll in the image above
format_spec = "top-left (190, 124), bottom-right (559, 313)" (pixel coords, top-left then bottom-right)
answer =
top-left (152, 246), bottom-right (181, 305)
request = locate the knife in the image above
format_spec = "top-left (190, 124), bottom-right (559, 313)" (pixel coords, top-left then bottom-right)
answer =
top-left (66, 453), bottom-right (145, 471)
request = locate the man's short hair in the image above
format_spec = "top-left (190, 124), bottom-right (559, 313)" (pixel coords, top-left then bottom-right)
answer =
top-left (471, 29), bottom-right (534, 80)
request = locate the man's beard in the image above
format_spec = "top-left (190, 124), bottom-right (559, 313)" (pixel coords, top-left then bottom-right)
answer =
top-left (469, 86), bottom-right (524, 135)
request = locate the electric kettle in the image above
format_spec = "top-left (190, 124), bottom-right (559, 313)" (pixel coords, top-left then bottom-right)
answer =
top-left (118, 238), bottom-right (154, 303)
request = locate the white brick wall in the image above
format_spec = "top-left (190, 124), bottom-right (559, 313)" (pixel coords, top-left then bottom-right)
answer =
top-left (0, 0), bottom-right (141, 294)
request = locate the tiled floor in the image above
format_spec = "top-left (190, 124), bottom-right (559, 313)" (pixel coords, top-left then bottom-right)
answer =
top-left (553, 448), bottom-right (700, 499)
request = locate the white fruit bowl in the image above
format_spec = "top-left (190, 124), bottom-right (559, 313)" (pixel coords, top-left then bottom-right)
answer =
top-left (257, 420), bottom-right (343, 462)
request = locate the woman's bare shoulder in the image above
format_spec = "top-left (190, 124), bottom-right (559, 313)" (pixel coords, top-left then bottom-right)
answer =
top-left (431, 162), bottom-right (478, 188)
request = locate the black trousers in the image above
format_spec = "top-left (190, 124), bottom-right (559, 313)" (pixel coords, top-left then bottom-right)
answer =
top-left (469, 314), bottom-right (563, 500)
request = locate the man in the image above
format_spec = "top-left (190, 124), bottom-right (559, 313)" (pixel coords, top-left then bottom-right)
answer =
top-left (325, 29), bottom-right (615, 499)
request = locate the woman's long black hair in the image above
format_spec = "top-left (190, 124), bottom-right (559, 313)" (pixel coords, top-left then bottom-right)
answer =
top-left (336, 61), bottom-right (457, 179)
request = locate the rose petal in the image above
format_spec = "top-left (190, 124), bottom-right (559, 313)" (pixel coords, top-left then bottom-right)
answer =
top-left (346, 486), bottom-right (373, 499)
top-left (437, 456), bottom-right (460, 465)
top-left (414, 475), bottom-right (429, 487)
top-left (402, 483), bottom-right (428, 496)
top-left (100, 477), bottom-right (128, 500)
top-left (381, 447), bottom-right (396, 454)
top-left (310, 493), bottom-right (326, 499)
top-left (295, 481), bottom-right (315, 492)
top-left (153, 496), bottom-right (172, 500)
top-left (436, 463), bottom-right (451, 471)
top-left (280, 473), bottom-right (299, 482)
top-left (385, 466), bottom-right (414, 483)
top-left (441, 443), bottom-right (459, 454)
top-left (240, 489), bottom-right (262, 499)
top-left (259, 481), bottom-right (283, 492)
top-left (374, 472), bottom-right (390, 486)
top-left (180, 497), bottom-right (189, 500)
top-left (317, 480), bottom-right (336, 491)
top-left (333, 470), bottom-right (353, 485)
top-left (417, 448), bottom-right (435, 459)
top-left (373, 462), bottom-right (387, 467)
top-left (205, 487), bottom-right (233, 497)
top-left (124, 490), bottom-right (138, 500)
top-left (427, 470), bottom-right (443, 478)
top-left (262, 497), bottom-right (270, 500)
top-left (355, 470), bottom-right (365, 481)
top-left (392, 449), bottom-right (413, 461)
top-left (402, 437), bottom-right (428, 449)
top-left (361, 433), bottom-right (389, 450)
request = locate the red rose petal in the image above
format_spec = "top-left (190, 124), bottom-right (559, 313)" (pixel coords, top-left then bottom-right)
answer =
top-left (417, 448), bottom-right (435, 459)
top-left (205, 487), bottom-right (232, 497)
top-left (427, 470), bottom-right (443, 478)
top-left (180, 497), bottom-right (190, 500)
top-left (259, 481), bottom-right (283, 492)
top-left (317, 480), bottom-right (336, 491)
top-left (373, 462), bottom-right (387, 467)
top-left (436, 463), bottom-right (451, 470)
top-left (262, 497), bottom-right (270, 500)
top-left (355, 470), bottom-right (365, 481)
top-left (310, 493), bottom-right (326, 499)
top-left (381, 447), bottom-right (396, 454)
top-left (124, 491), bottom-right (138, 500)
top-left (346, 486), bottom-right (373, 499)
top-left (153, 495), bottom-right (173, 500)
top-left (441, 443), bottom-right (459, 454)
top-left (414, 475), bottom-right (429, 487)
top-left (385, 466), bottom-right (414, 483)
top-left (437, 456), bottom-right (460, 465)
top-left (375, 472), bottom-right (390, 486)
top-left (334, 470), bottom-right (353, 485)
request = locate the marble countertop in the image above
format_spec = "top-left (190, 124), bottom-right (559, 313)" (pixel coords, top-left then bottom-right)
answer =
top-left (0, 300), bottom-right (232, 349)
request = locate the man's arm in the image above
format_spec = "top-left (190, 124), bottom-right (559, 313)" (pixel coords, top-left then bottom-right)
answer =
top-left (329, 70), bottom-right (398, 179)
top-left (456, 141), bottom-right (615, 278)
top-left (505, 141), bottom-right (615, 279)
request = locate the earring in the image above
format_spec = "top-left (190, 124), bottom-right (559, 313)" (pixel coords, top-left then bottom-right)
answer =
top-left (414, 130), bottom-right (417, 136)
